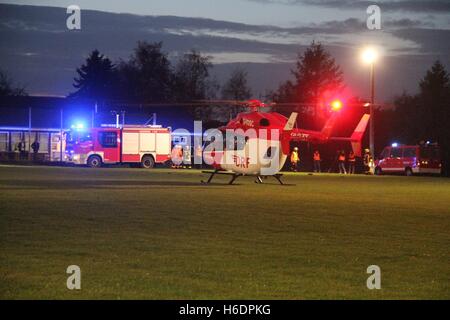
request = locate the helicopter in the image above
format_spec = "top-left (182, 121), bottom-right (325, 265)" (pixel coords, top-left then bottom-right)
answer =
top-left (197, 99), bottom-right (370, 185)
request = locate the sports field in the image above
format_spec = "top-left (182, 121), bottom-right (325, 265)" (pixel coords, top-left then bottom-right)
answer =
top-left (0, 165), bottom-right (449, 299)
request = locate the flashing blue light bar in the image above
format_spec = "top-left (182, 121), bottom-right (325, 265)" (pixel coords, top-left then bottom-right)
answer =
top-left (391, 143), bottom-right (398, 147)
top-left (71, 123), bottom-right (85, 130)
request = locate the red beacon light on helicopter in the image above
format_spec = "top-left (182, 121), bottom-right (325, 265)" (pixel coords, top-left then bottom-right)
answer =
top-left (330, 99), bottom-right (343, 111)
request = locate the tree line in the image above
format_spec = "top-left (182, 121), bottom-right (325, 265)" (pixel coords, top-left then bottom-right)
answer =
top-left (71, 42), bottom-right (252, 105)
top-left (0, 41), bottom-right (449, 175)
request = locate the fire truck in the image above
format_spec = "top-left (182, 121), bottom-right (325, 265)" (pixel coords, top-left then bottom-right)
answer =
top-left (375, 143), bottom-right (442, 176)
top-left (65, 125), bottom-right (171, 168)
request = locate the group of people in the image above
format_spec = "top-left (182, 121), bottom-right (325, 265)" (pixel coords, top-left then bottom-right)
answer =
top-left (171, 144), bottom-right (203, 169)
top-left (336, 150), bottom-right (356, 174)
top-left (290, 148), bottom-right (367, 174)
top-left (14, 139), bottom-right (40, 160)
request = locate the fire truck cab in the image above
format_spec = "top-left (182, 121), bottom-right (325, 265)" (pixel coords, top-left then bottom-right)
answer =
top-left (375, 143), bottom-right (442, 176)
top-left (65, 125), bottom-right (171, 168)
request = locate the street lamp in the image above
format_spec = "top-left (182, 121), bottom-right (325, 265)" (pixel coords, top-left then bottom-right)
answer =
top-left (361, 47), bottom-right (378, 160)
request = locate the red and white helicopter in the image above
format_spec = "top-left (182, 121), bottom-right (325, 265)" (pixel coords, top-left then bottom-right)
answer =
top-left (199, 99), bottom-right (370, 184)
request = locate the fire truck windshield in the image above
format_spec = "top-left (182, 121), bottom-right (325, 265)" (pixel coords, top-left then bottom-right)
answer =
top-left (68, 130), bottom-right (92, 143)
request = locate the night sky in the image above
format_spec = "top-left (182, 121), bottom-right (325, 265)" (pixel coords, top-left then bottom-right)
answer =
top-left (1, 0), bottom-right (449, 102)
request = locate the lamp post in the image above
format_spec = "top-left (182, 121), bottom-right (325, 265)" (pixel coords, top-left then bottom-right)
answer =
top-left (362, 48), bottom-right (378, 160)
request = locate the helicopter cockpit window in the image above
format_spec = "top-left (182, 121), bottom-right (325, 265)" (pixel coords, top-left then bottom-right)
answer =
top-left (259, 118), bottom-right (270, 127)
top-left (226, 135), bottom-right (247, 150)
top-left (236, 136), bottom-right (248, 150)
top-left (264, 146), bottom-right (276, 159)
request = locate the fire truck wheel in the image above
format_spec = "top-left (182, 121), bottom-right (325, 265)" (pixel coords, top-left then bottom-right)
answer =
top-left (87, 155), bottom-right (102, 168)
top-left (141, 155), bottom-right (155, 169)
top-left (405, 167), bottom-right (413, 176)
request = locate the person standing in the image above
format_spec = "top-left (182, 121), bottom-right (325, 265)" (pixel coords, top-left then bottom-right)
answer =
top-left (183, 145), bottom-right (192, 169)
top-left (17, 139), bottom-right (26, 160)
top-left (31, 139), bottom-right (40, 161)
top-left (363, 148), bottom-right (371, 174)
top-left (348, 150), bottom-right (356, 174)
top-left (195, 144), bottom-right (203, 169)
top-left (171, 145), bottom-right (183, 169)
top-left (313, 150), bottom-right (321, 173)
top-left (290, 147), bottom-right (299, 172)
top-left (338, 150), bottom-right (347, 174)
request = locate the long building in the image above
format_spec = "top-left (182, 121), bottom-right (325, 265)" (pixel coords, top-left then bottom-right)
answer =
top-left (0, 95), bottom-right (202, 162)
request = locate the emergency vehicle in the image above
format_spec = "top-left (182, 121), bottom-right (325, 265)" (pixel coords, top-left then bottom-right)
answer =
top-left (374, 143), bottom-right (442, 176)
top-left (65, 125), bottom-right (171, 168)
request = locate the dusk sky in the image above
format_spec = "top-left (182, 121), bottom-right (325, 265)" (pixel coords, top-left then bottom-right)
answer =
top-left (1, 0), bottom-right (449, 102)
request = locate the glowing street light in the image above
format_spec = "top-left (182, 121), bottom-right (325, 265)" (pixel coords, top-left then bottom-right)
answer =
top-left (362, 47), bottom-right (378, 65)
top-left (361, 47), bottom-right (378, 160)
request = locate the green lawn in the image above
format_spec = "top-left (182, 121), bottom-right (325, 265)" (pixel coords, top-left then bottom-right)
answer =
top-left (0, 165), bottom-right (449, 299)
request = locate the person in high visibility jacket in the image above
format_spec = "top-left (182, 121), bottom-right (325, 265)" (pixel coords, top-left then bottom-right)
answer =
top-left (313, 150), bottom-right (321, 173)
top-left (183, 146), bottom-right (192, 169)
top-left (195, 144), bottom-right (203, 169)
top-left (338, 150), bottom-right (347, 174)
top-left (290, 147), bottom-right (299, 172)
top-left (363, 148), bottom-right (371, 174)
top-left (348, 150), bottom-right (356, 174)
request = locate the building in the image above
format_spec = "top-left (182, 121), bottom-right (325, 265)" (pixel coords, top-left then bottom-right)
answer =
top-left (0, 95), bottom-right (202, 162)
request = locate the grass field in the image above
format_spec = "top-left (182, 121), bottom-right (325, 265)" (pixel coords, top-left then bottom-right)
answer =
top-left (0, 165), bottom-right (449, 299)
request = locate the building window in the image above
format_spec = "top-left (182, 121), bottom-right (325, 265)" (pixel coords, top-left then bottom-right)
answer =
top-left (0, 132), bottom-right (8, 152)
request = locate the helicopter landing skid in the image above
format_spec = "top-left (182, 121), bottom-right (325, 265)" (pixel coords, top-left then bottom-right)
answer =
top-left (201, 170), bottom-right (284, 185)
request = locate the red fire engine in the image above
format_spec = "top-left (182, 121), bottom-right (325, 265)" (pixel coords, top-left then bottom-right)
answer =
top-left (375, 143), bottom-right (442, 176)
top-left (65, 125), bottom-right (171, 168)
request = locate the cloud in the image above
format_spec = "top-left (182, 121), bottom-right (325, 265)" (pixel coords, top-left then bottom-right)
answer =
top-left (0, 3), bottom-right (449, 100)
top-left (392, 28), bottom-right (450, 54)
top-left (248, 0), bottom-right (450, 13)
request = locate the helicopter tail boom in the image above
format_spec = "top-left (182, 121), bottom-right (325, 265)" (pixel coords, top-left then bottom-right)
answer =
top-left (329, 114), bottom-right (370, 157)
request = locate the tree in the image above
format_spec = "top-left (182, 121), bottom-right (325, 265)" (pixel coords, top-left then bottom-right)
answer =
top-left (271, 80), bottom-right (295, 103)
top-left (417, 61), bottom-right (450, 175)
top-left (272, 41), bottom-right (344, 129)
top-left (172, 50), bottom-right (217, 120)
top-left (221, 67), bottom-right (252, 101)
top-left (272, 42), bottom-right (344, 121)
top-left (72, 49), bottom-right (116, 100)
top-left (418, 61), bottom-right (450, 142)
top-left (172, 50), bottom-right (214, 101)
top-left (391, 61), bottom-right (450, 176)
top-left (293, 42), bottom-right (344, 104)
top-left (0, 69), bottom-right (26, 97)
top-left (117, 42), bottom-right (173, 102)
top-left (221, 67), bottom-right (252, 117)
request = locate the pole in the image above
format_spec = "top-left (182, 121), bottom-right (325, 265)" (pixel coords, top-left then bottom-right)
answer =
top-left (28, 106), bottom-right (32, 160)
top-left (369, 62), bottom-right (375, 160)
top-left (60, 108), bottom-right (63, 163)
